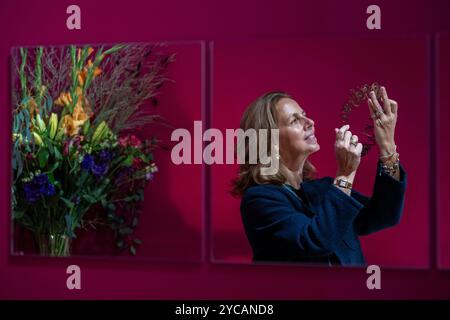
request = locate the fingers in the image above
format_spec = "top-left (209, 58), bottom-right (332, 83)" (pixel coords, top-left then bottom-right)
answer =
top-left (369, 91), bottom-right (385, 119)
top-left (335, 124), bottom-right (349, 141)
top-left (367, 99), bottom-right (376, 119)
top-left (380, 86), bottom-right (392, 116)
top-left (349, 134), bottom-right (358, 148)
top-left (349, 135), bottom-right (362, 157)
top-left (335, 125), bottom-right (360, 153)
top-left (389, 98), bottom-right (398, 114)
top-left (355, 142), bottom-right (363, 154)
top-left (368, 100), bottom-right (383, 128)
top-left (343, 130), bottom-right (352, 148)
top-left (339, 124), bottom-right (349, 135)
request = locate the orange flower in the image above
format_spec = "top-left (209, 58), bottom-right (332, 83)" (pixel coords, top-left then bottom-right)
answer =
top-left (76, 59), bottom-right (102, 88)
top-left (93, 67), bottom-right (102, 77)
top-left (60, 87), bottom-right (93, 136)
top-left (62, 104), bottom-right (89, 136)
top-left (73, 101), bottom-right (90, 121)
top-left (86, 59), bottom-right (102, 77)
top-left (77, 73), bottom-right (85, 87)
top-left (55, 46), bottom-right (104, 136)
top-left (55, 92), bottom-right (72, 107)
top-left (62, 114), bottom-right (77, 136)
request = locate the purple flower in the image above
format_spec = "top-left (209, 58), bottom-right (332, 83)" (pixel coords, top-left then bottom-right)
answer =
top-left (23, 183), bottom-right (40, 203)
top-left (81, 153), bottom-right (109, 179)
top-left (23, 173), bottom-right (55, 203)
top-left (81, 154), bottom-right (94, 171)
top-left (92, 163), bottom-right (108, 178)
top-left (45, 183), bottom-right (55, 196)
top-left (38, 185), bottom-right (48, 195)
top-left (34, 174), bottom-right (49, 185)
top-left (82, 150), bottom-right (113, 178)
top-left (98, 150), bottom-right (113, 162)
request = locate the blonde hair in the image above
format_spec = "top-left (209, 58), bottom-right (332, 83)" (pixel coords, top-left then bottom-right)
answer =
top-left (231, 91), bottom-right (317, 197)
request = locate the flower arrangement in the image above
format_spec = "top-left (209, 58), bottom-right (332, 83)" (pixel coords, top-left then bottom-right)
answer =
top-left (12, 44), bottom-right (175, 256)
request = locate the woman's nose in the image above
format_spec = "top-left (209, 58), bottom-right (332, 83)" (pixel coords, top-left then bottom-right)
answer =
top-left (305, 117), bottom-right (314, 127)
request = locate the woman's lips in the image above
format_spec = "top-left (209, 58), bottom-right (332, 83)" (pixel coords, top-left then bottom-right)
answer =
top-left (306, 134), bottom-right (317, 143)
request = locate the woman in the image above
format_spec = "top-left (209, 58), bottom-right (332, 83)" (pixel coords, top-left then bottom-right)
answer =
top-left (232, 88), bottom-right (407, 266)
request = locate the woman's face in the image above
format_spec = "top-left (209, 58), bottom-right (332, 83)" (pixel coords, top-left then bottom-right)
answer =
top-left (276, 98), bottom-right (320, 165)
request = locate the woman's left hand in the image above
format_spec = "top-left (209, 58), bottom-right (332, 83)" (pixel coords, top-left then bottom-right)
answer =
top-left (367, 86), bottom-right (398, 155)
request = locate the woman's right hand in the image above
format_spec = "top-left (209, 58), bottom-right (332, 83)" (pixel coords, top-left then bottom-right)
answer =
top-left (334, 124), bottom-right (363, 177)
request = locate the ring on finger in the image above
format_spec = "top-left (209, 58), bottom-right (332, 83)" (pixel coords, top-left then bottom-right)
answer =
top-left (350, 136), bottom-right (358, 147)
top-left (375, 110), bottom-right (383, 118)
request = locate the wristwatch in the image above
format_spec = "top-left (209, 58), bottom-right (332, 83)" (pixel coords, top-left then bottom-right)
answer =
top-left (333, 178), bottom-right (353, 189)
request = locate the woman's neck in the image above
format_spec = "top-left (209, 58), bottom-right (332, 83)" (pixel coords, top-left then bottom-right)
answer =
top-left (281, 159), bottom-right (306, 189)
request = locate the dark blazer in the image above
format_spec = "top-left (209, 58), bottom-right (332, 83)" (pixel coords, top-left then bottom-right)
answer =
top-left (240, 160), bottom-right (407, 266)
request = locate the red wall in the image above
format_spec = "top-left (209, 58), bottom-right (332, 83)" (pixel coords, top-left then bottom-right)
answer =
top-left (1, 0), bottom-right (450, 299)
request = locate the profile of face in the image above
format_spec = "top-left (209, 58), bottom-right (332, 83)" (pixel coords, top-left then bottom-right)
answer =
top-left (276, 98), bottom-right (320, 167)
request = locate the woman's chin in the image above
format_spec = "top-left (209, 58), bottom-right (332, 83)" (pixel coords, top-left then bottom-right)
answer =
top-left (311, 143), bottom-right (320, 153)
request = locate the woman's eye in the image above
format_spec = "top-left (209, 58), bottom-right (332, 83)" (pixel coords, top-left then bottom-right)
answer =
top-left (291, 118), bottom-right (298, 124)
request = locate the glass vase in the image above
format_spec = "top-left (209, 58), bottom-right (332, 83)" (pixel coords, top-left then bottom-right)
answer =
top-left (34, 232), bottom-right (71, 257)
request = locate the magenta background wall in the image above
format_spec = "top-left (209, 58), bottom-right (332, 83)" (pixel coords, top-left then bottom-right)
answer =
top-left (134, 43), bottom-right (204, 261)
top-left (1, 0), bottom-right (450, 299)
top-left (438, 34), bottom-right (450, 269)
top-left (211, 37), bottom-right (429, 268)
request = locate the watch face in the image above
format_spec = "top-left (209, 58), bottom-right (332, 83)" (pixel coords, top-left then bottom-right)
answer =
top-left (335, 179), bottom-right (351, 188)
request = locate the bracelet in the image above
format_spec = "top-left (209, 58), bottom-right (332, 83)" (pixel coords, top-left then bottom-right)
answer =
top-left (380, 151), bottom-right (399, 164)
top-left (379, 144), bottom-right (397, 159)
top-left (380, 152), bottom-right (400, 176)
